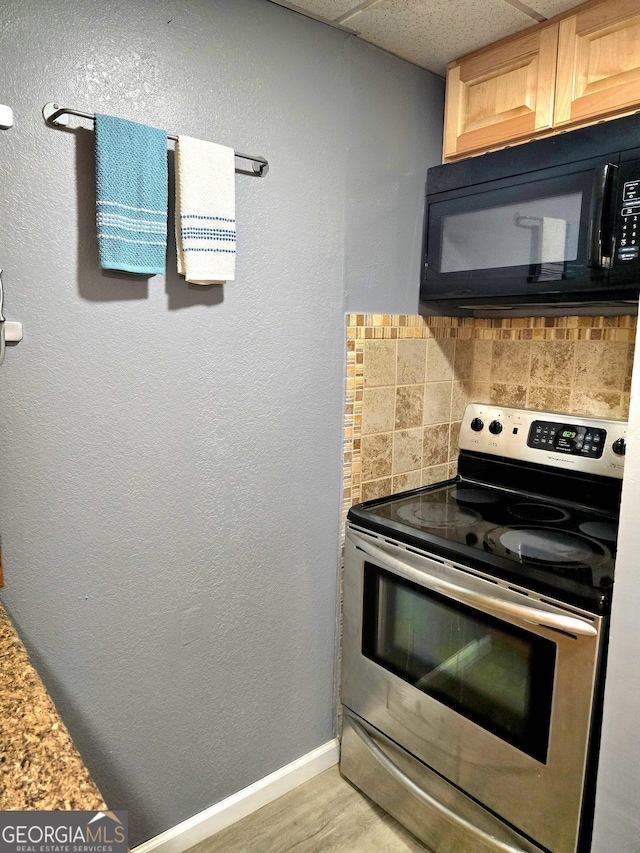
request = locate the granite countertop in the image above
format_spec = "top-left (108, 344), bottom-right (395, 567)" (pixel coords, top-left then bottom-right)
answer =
top-left (0, 601), bottom-right (107, 810)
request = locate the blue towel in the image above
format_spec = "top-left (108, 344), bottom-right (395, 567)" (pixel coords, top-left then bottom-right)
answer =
top-left (94, 114), bottom-right (168, 275)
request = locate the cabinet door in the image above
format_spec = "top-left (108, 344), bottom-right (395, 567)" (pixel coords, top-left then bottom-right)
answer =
top-left (443, 26), bottom-right (558, 162)
top-left (555, 0), bottom-right (640, 127)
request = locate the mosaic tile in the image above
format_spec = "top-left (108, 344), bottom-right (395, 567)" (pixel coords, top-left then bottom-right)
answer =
top-left (343, 313), bottom-right (636, 533)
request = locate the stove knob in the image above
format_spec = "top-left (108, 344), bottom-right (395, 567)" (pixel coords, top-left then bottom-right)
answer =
top-left (470, 417), bottom-right (484, 432)
top-left (489, 420), bottom-right (503, 435)
top-left (612, 438), bottom-right (626, 456)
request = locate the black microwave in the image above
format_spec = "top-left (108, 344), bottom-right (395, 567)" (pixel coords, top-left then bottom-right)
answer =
top-left (420, 113), bottom-right (640, 316)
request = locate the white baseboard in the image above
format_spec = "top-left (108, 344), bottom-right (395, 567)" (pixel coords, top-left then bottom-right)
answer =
top-left (132, 739), bottom-right (340, 853)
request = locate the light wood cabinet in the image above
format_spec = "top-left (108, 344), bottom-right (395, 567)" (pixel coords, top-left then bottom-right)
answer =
top-left (555, 0), bottom-right (640, 127)
top-left (443, 27), bottom-right (558, 161)
top-left (443, 0), bottom-right (640, 162)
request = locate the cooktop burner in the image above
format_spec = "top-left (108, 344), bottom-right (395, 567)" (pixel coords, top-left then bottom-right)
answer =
top-left (579, 520), bottom-right (618, 542)
top-left (485, 526), bottom-right (609, 567)
top-left (508, 503), bottom-right (570, 523)
top-left (396, 500), bottom-right (480, 529)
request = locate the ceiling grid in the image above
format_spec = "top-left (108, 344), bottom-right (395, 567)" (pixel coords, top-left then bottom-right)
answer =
top-left (268, 0), bottom-right (585, 75)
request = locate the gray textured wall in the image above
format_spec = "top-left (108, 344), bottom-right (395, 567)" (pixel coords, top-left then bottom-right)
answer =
top-left (0, 0), bottom-right (444, 844)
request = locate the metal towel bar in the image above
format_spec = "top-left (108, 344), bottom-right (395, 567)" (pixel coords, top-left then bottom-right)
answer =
top-left (42, 102), bottom-right (269, 177)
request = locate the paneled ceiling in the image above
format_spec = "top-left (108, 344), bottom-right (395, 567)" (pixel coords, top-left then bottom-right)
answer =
top-left (267, 0), bottom-right (584, 76)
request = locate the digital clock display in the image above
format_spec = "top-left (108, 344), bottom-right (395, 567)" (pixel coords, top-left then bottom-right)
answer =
top-left (528, 420), bottom-right (606, 458)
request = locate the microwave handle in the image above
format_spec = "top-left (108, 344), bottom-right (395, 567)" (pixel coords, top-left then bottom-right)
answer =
top-left (587, 163), bottom-right (616, 268)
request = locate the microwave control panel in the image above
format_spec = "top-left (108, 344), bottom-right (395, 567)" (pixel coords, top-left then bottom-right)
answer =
top-left (616, 158), bottom-right (640, 263)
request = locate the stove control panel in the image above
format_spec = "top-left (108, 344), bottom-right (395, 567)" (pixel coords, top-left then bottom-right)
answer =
top-left (528, 420), bottom-right (606, 458)
top-left (459, 404), bottom-right (627, 479)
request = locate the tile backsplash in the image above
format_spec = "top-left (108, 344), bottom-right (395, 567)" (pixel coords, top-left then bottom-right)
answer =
top-left (343, 313), bottom-right (636, 526)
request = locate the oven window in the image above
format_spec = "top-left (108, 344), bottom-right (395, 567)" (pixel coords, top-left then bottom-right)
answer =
top-left (362, 564), bottom-right (556, 762)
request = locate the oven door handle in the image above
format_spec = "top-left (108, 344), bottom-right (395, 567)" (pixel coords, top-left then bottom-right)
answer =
top-left (345, 709), bottom-right (535, 853)
top-left (350, 531), bottom-right (597, 637)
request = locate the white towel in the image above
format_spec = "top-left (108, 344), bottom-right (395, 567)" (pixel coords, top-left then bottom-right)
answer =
top-left (539, 216), bottom-right (567, 264)
top-left (175, 135), bottom-right (236, 284)
top-left (538, 216), bottom-right (567, 280)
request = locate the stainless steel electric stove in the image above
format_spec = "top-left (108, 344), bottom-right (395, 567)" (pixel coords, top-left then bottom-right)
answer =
top-left (341, 403), bottom-right (626, 853)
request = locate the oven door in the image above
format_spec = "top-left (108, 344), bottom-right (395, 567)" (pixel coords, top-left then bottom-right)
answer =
top-left (342, 526), bottom-right (604, 853)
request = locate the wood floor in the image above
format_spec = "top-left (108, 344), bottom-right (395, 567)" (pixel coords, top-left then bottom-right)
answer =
top-left (185, 765), bottom-right (432, 853)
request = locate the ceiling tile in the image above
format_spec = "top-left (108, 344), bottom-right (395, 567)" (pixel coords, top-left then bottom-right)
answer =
top-left (350, 0), bottom-right (537, 76)
top-left (270, 0), bottom-right (361, 21)
top-left (522, 0), bottom-right (584, 16)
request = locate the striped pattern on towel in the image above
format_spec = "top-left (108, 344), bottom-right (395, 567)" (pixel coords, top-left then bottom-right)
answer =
top-left (95, 114), bottom-right (168, 275)
top-left (175, 136), bottom-right (236, 283)
top-left (180, 215), bottom-right (236, 254)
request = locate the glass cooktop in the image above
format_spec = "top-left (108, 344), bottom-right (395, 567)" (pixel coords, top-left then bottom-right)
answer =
top-left (348, 475), bottom-right (618, 613)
